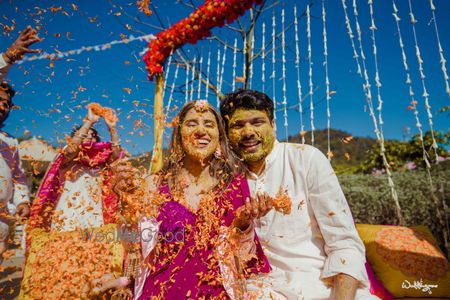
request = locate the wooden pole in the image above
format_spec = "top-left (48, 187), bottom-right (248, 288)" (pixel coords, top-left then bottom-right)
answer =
top-left (151, 74), bottom-right (164, 174)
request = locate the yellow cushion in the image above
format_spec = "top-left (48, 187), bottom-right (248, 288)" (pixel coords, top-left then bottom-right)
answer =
top-left (19, 224), bottom-right (124, 300)
top-left (356, 224), bottom-right (450, 298)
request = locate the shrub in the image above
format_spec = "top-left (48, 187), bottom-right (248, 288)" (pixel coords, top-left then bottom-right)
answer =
top-left (339, 161), bottom-right (450, 257)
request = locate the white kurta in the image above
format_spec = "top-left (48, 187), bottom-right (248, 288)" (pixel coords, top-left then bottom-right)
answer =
top-left (246, 141), bottom-right (377, 300)
top-left (51, 165), bottom-right (104, 232)
top-left (0, 54), bottom-right (12, 82)
top-left (0, 132), bottom-right (30, 208)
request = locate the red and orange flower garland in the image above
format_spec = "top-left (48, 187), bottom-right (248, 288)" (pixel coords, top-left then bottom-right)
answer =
top-left (144, 0), bottom-right (263, 79)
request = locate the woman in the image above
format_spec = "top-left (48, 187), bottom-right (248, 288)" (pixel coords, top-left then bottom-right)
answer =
top-left (27, 105), bottom-right (122, 233)
top-left (20, 105), bottom-right (125, 299)
top-left (112, 100), bottom-right (272, 300)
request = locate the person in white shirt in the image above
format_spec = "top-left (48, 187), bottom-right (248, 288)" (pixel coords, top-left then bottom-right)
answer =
top-left (0, 83), bottom-right (31, 262)
top-left (1, 26), bottom-right (41, 262)
top-left (220, 89), bottom-right (378, 300)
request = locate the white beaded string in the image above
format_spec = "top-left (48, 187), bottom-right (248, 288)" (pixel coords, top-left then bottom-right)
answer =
top-left (185, 54), bottom-right (190, 103)
top-left (232, 38), bottom-right (238, 91)
top-left (392, 1), bottom-right (429, 169)
top-left (216, 45), bottom-right (222, 107)
top-left (341, 0), bottom-right (362, 77)
top-left (322, 0), bottom-right (332, 160)
top-left (166, 62), bottom-right (179, 115)
top-left (205, 43), bottom-right (212, 101)
top-left (281, 7), bottom-right (288, 141)
top-left (294, 4), bottom-right (305, 144)
top-left (407, 0), bottom-right (439, 161)
top-left (162, 52), bottom-right (173, 99)
top-left (249, 32), bottom-right (255, 89)
top-left (197, 51), bottom-right (203, 99)
top-left (271, 10), bottom-right (278, 133)
top-left (189, 57), bottom-right (196, 102)
top-left (219, 44), bottom-right (227, 105)
top-left (428, 0), bottom-right (450, 97)
top-left (307, 5), bottom-right (315, 145)
top-left (261, 22), bottom-right (266, 93)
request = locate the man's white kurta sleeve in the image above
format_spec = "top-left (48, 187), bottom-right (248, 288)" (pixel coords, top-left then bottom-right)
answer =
top-left (0, 54), bottom-right (12, 82)
top-left (305, 147), bottom-right (369, 286)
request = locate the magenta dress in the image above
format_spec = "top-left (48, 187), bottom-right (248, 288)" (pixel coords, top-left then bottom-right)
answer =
top-left (138, 175), bottom-right (270, 299)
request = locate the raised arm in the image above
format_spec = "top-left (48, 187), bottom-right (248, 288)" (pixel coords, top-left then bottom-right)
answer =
top-left (104, 109), bottom-right (121, 163)
top-left (1, 26), bottom-right (42, 81)
top-left (61, 108), bottom-right (100, 167)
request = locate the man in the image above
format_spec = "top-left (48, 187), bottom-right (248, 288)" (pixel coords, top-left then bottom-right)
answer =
top-left (1, 26), bottom-right (41, 262)
top-left (220, 89), bottom-right (377, 299)
top-left (0, 82), bottom-right (31, 261)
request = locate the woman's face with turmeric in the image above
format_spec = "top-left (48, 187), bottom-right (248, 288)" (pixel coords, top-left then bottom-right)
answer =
top-left (180, 108), bottom-right (220, 163)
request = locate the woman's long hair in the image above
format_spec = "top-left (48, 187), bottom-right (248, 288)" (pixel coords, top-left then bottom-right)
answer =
top-left (161, 101), bottom-right (244, 189)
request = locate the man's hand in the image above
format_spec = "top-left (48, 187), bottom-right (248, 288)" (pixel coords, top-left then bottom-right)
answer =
top-left (15, 203), bottom-right (30, 218)
top-left (3, 26), bottom-right (42, 63)
top-left (333, 273), bottom-right (359, 300)
top-left (233, 192), bottom-right (273, 232)
top-left (82, 273), bottom-right (130, 298)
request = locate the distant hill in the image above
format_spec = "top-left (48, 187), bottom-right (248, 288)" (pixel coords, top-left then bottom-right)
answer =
top-left (287, 128), bottom-right (377, 172)
top-left (130, 128), bottom-right (378, 174)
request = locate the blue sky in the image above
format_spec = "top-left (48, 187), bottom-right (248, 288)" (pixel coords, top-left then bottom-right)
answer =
top-left (1, 0), bottom-right (449, 155)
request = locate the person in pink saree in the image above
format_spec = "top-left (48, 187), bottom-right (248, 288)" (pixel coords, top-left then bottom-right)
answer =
top-left (107, 101), bottom-right (273, 300)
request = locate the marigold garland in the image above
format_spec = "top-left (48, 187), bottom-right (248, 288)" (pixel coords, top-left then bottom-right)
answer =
top-left (144, 0), bottom-right (263, 79)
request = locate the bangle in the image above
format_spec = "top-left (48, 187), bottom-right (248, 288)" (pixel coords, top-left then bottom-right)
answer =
top-left (75, 132), bottom-right (88, 139)
top-left (5, 48), bottom-right (18, 63)
top-left (111, 141), bottom-right (121, 147)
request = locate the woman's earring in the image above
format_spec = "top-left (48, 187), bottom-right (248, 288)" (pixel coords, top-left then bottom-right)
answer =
top-left (214, 147), bottom-right (222, 160)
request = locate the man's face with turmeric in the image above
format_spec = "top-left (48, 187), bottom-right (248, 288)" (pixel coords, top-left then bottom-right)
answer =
top-left (227, 108), bottom-right (275, 163)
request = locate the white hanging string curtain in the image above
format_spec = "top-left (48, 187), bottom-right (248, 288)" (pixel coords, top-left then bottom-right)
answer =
top-left (261, 22), bottom-right (266, 93)
top-left (366, 0), bottom-right (403, 223)
top-left (249, 24), bottom-right (255, 90)
top-left (408, 0), bottom-right (450, 255)
top-left (197, 49), bottom-right (203, 99)
top-left (407, 0), bottom-right (439, 162)
top-left (294, 4), bottom-right (305, 144)
top-left (392, 2), bottom-right (429, 169)
top-left (232, 37), bottom-right (238, 92)
top-left (281, 8), bottom-right (289, 142)
top-left (162, 52), bottom-right (173, 99)
top-left (185, 53), bottom-right (190, 103)
top-left (216, 45), bottom-right (222, 107)
top-left (205, 42), bottom-right (212, 101)
top-left (271, 10), bottom-right (278, 133)
top-left (219, 44), bottom-right (227, 102)
top-left (189, 57), bottom-right (196, 101)
top-left (340, 0), bottom-right (403, 223)
top-left (306, 5), bottom-right (315, 145)
top-left (322, 0), bottom-right (332, 160)
top-left (428, 0), bottom-right (450, 98)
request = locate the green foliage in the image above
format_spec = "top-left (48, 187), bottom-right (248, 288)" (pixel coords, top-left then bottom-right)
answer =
top-left (359, 131), bottom-right (450, 173)
top-left (339, 160), bottom-right (450, 256)
top-left (288, 129), bottom-right (376, 174)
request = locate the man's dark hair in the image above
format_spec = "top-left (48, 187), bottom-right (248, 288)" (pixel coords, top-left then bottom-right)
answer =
top-left (220, 89), bottom-right (274, 127)
top-left (0, 81), bottom-right (16, 105)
